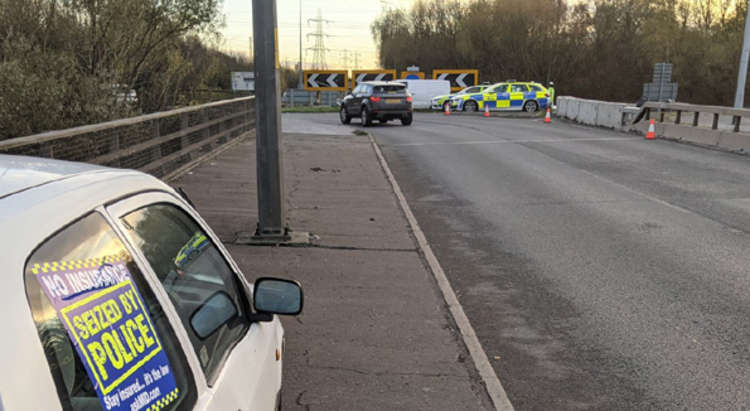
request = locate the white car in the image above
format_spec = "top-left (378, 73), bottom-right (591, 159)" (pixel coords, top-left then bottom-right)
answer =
top-left (0, 155), bottom-right (302, 411)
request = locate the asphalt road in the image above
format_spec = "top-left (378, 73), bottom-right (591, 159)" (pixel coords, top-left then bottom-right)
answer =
top-left (295, 111), bottom-right (750, 410)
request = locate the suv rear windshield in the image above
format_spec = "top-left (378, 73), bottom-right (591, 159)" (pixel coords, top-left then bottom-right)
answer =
top-left (374, 85), bottom-right (405, 94)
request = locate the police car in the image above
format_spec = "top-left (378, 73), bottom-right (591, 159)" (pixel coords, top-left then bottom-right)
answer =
top-left (450, 81), bottom-right (550, 113)
top-left (430, 85), bottom-right (490, 111)
top-left (0, 155), bottom-right (303, 411)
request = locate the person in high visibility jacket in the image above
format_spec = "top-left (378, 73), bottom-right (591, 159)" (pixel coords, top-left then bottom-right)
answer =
top-left (548, 81), bottom-right (556, 109)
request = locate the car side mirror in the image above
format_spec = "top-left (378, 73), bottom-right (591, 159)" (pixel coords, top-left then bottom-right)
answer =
top-left (190, 291), bottom-right (238, 339)
top-left (254, 277), bottom-right (303, 316)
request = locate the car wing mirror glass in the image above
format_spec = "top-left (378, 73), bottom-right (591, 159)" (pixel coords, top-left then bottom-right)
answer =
top-left (254, 277), bottom-right (303, 315)
top-left (190, 291), bottom-right (238, 339)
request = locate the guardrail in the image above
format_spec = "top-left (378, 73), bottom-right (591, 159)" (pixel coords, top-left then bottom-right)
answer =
top-left (282, 89), bottom-right (341, 107)
top-left (642, 101), bottom-right (748, 132)
top-left (637, 101), bottom-right (750, 152)
top-left (0, 96), bottom-right (255, 178)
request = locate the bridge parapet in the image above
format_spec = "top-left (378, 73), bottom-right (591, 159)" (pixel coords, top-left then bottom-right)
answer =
top-left (637, 101), bottom-right (750, 152)
top-left (557, 97), bottom-right (750, 153)
top-left (0, 96), bottom-right (255, 178)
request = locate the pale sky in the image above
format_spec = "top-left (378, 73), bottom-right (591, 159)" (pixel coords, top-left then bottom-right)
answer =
top-left (219, 0), bottom-right (415, 69)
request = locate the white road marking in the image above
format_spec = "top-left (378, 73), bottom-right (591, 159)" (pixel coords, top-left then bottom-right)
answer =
top-left (368, 133), bottom-right (515, 411)
top-left (390, 136), bottom-right (638, 147)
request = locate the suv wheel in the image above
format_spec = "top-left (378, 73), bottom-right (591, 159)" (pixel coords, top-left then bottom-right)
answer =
top-left (523, 100), bottom-right (539, 113)
top-left (339, 106), bottom-right (351, 124)
top-left (464, 101), bottom-right (478, 112)
top-left (361, 106), bottom-right (372, 127)
top-left (401, 112), bottom-right (413, 126)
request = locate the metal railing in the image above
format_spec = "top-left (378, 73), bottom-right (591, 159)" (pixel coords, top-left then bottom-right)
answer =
top-left (642, 101), bottom-right (749, 133)
top-left (282, 89), bottom-right (342, 107)
top-left (0, 96), bottom-right (255, 178)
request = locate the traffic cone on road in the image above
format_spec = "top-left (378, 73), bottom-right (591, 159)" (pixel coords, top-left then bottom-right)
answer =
top-left (484, 104), bottom-right (490, 118)
top-left (444, 103), bottom-right (451, 116)
top-left (544, 107), bottom-right (552, 123)
top-left (646, 119), bottom-right (655, 139)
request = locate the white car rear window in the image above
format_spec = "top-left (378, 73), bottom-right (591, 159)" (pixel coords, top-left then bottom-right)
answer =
top-left (25, 212), bottom-right (196, 411)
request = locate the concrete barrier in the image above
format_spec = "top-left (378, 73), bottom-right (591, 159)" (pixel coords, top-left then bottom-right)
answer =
top-left (597, 102), bottom-right (625, 129)
top-left (578, 100), bottom-right (598, 125)
top-left (565, 98), bottom-right (581, 121)
top-left (557, 98), bottom-right (569, 118)
top-left (556, 96), bottom-right (629, 130)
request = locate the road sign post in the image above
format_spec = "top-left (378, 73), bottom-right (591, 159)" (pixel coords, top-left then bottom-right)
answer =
top-left (643, 63), bottom-right (678, 102)
top-left (251, 0), bottom-right (287, 240)
top-left (734, 1), bottom-right (750, 125)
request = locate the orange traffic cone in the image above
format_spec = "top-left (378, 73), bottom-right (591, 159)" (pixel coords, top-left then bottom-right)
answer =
top-left (544, 107), bottom-right (551, 123)
top-left (646, 119), bottom-right (655, 139)
top-left (484, 104), bottom-right (490, 118)
top-left (444, 103), bottom-right (451, 116)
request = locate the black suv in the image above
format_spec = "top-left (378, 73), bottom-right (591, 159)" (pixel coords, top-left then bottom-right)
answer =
top-left (340, 81), bottom-right (413, 126)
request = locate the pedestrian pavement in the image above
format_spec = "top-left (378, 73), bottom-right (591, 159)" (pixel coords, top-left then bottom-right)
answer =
top-left (170, 129), bottom-right (493, 410)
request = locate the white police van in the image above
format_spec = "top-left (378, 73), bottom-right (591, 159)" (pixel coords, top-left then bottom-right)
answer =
top-left (0, 155), bottom-right (302, 411)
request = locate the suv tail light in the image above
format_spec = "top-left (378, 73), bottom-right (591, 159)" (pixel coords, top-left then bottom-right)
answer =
top-left (369, 96), bottom-right (381, 103)
top-left (406, 96), bottom-right (413, 102)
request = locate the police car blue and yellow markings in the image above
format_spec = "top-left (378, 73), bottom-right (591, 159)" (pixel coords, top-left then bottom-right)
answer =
top-left (453, 82), bottom-right (549, 112)
top-left (60, 278), bottom-right (164, 395)
top-left (174, 231), bottom-right (208, 268)
top-left (431, 86), bottom-right (489, 109)
top-left (146, 387), bottom-right (180, 411)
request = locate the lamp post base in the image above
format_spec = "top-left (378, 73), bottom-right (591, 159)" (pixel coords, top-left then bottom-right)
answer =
top-left (235, 229), bottom-right (312, 246)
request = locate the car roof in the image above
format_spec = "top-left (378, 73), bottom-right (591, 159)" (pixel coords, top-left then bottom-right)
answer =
top-left (0, 154), bottom-right (172, 220)
top-left (0, 154), bottom-right (174, 283)
top-left (0, 155), bottom-right (108, 199)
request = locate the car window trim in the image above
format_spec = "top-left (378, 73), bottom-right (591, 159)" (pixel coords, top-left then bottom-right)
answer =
top-left (106, 191), bottom-right (252, 293)
top-left (98, 202), bottom-right (210, 393)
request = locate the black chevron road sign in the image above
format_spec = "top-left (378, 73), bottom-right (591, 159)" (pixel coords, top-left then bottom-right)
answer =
top-left (304, 70), bottom-right (348, 91)
top-left (432, 69), bottom-right (479, 91)
top-left (351, 70), bottom-right (397, 87)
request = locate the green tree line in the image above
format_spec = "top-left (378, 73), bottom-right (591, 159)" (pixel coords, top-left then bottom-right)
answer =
top-left (0, 0), bottom-right (252, 140)
top-left (372, 0), bottom-right (748, 105)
